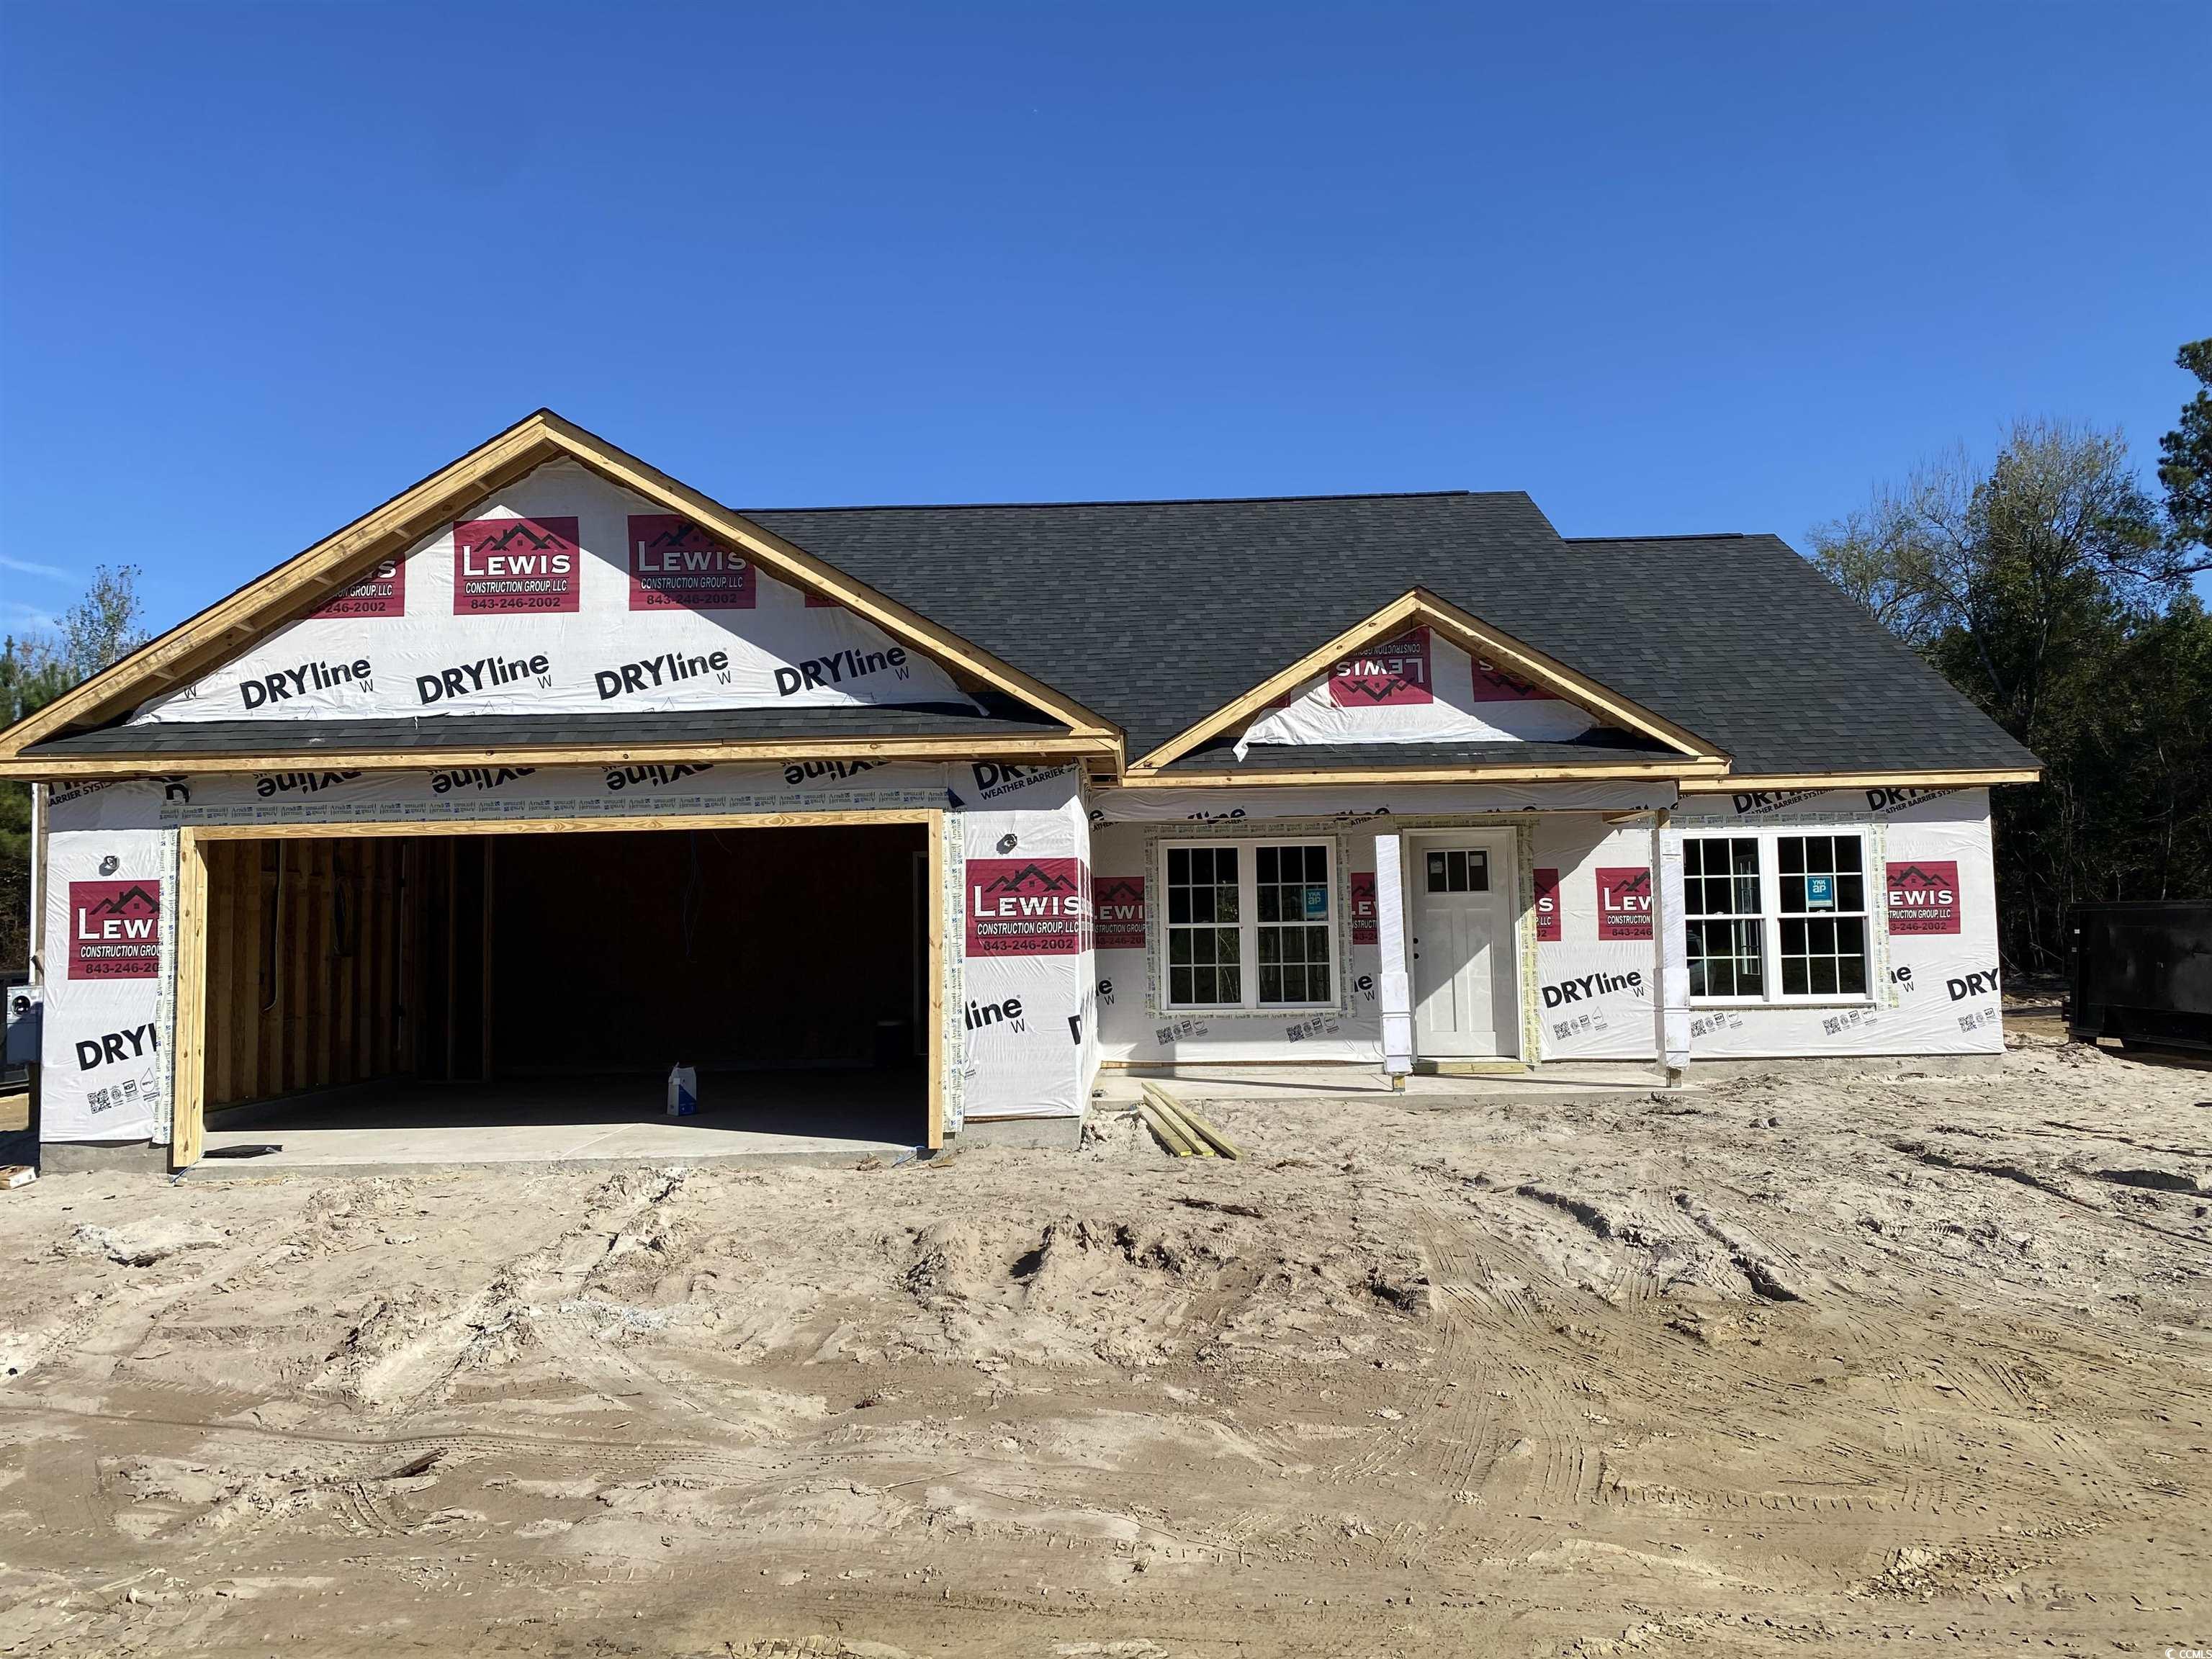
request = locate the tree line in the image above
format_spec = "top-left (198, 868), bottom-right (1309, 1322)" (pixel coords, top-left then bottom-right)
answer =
top-left (1812, 340), bottom-right (2212, 975)
top-left (1, 568), bottom-right (146, 971)
top-left (4, 348), bottom-right (2209, 980)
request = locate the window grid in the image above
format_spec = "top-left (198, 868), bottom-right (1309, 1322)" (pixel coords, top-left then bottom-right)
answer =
top-left (1683, 836), bottom-right (1763, 1000)
top-left (1161, 840), bottom-right (1337, 1011)
top-left (1778, 835), bottom-right (1869, 997)
top-left (1424, 848), bottom-right (1489, 893)
top-left (1683, 832), bottom-right (1871, 1004)
top-left (1166, 845), bottom-right (1241, 1008)
top-left (1256, 844), bottom-right (1332, 1006)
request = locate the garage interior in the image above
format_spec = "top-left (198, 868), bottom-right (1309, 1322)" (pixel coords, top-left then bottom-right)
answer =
top-left (192, 824), bottom-right (932, 1166)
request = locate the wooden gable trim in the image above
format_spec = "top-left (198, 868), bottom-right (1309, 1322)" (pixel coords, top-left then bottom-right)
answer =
top-left (0, 410), bottom-right (1119, 762)
top-left (1678, 768), bottom-right (2040, 793)
top-left (0, 414), bottom-right (554, 757)
top-left (1126, 588), bottom-right (1726, 776)
top-left (0, 730), bottom-right (1118, 782)
top-left (1118, 756), bottom-right (1730, 789)
top-left (528, 413), bottom-right (1116, 738)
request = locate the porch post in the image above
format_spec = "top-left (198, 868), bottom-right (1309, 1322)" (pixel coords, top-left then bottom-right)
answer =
top-left (1651, 809), bottom-right (1691, 1080)
top-left (1373, 833), bottom-right (1413, 1084)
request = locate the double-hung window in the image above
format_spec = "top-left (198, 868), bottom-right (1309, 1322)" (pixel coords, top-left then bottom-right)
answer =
top-left (1683, 836), bottom-right (1763, 999)
top-left (1682, 832), bottom-right (1871, 1002)
top-left (1164, 840), bottom-right (1336, 1010)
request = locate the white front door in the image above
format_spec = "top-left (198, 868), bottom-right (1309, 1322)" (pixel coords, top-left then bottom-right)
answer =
top-left (1411, 837), bottom-right (1516, 1058)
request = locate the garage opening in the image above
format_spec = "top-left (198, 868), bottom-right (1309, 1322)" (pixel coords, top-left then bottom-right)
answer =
top-left (190, 823), bottom-right (933, 1166)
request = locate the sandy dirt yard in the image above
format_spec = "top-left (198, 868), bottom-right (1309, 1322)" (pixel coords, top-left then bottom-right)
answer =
top-left (1, 1037), bottom-right (2207, 1658)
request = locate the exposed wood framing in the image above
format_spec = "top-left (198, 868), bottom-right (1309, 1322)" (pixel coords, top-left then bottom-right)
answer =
top-left (197, 837), bottom-right (415, 1118)
top-left (1118, 757), bottom-right (1730, 789)
top-left (1678, 769), bottom-right (2041, 793)
top-left (0, 731), bottom-right (1116, 781)
top-left (170, 830), bottom-right (208, 1171)
top-left (0, 409), bottom-right (1119, 762)
top-left (1128, 588), bottom-right (1728, 776)
top-left (166, 809), bottom-right (949, 1168)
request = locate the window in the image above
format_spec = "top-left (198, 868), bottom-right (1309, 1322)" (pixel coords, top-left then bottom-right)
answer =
top-left (1684, 836), bottom-right (1762, 999)
top-left (1163, 840), bottom-right (1336, 1009)
top-left (1424, 848), bottom-right (1489, 892)
top-left (1682, 832), bottom-right (1869, 1003)
top-left (1777, 834), bottom-right (1869, 997)
top-left (1166, 845), bottom-right (1241, 1008)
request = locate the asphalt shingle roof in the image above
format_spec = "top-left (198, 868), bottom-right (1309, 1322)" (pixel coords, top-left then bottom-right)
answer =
top-left (29, 706), bottom-right (1055, 759)
top-left (745, 496), bottom-right (2037, 776)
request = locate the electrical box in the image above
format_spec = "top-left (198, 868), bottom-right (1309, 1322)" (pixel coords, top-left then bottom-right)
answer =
top-left (4, 983), bottom-right (42, 1067)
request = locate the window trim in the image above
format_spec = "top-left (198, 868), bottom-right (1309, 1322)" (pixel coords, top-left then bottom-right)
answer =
top-left (1681, 828), bottom-right (1876, 1008)
top-left (1158, 835), bottom-right (1341, 1012)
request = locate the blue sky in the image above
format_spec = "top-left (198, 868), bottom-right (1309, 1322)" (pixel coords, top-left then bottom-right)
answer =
top-left (2, 2), bottom-right (2206, 639)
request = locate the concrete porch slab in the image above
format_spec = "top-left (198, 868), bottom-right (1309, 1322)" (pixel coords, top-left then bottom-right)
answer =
top-left (1093, 1061), bottom-right (1676, 1105)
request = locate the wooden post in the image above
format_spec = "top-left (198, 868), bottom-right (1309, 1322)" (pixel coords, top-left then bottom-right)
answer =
top-left (171, 829), bottom-right (208, 1171)
top-left (480, 837), bottom-right (495, 1082)
top-left (444, 838), bottom-right (459, 1082)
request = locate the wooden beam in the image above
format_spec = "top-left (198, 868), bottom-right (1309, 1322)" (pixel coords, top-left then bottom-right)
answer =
top-left (1118, 759), bottom-right (1727, 788)
top-left (0, 407), bottom-right (1123, 760)
top-left (206, 841), bottom-right (236, 1107)
top-left (1130, 588), bottom-right (1730, 774)
top-left (310, 840), bottom-right (333, 1092)
top-left (1677, 769), bottom-right (2041, 793)
top-left (533, 412), bottom-right (1118, 738)
top-left (0, 418), bottom-right (552, 756)
top-left (188, 807), bottom-right (941, 841)
top-left (0, 732), bottom-right (1120, 781)
top-left (444, 839), bottom-right (459, 1083)
top-left (480, 837), bottom-right (495, 1084)
top-left (169, 830), bottom-right (208, 1171)
top-left (284, 840), bottom-right (307, 1094)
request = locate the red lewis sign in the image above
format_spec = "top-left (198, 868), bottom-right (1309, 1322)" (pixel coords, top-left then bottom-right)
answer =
top-left (1329, 627), bottom-right (1432, 707)
top-left (1094, 876), bottom-right (1147, 951)
top-left (1885, 860), bottom-right (1961, 935)
top-left (69, 880), bottom-right (161, 979)
top-left (1596, 867), bottom-right (1653, 940)
top-left (453, 516), bottom-right (581, 615)
top-left (1349, 873), bottom-right (1378, 944)
top-left (1533, 867), bottom-right (1560, 941)
top-left (308, 554), bottom-right (406, 619)
top-left (627, 514), bottom-right (756, 611)
top-left (966, 858), bottom-right (1092, 956)
top-left (1468, 655), bottom-right (1559, 703)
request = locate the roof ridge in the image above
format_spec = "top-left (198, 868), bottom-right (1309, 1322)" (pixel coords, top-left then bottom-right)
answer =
top-left (1565, 531), bottom-right (1750, 543)
top-left (747, 488), bottom-right (1499, 514)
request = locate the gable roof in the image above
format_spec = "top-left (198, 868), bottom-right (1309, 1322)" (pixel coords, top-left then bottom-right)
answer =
top-left (0, 413), bottom-right (2038, 787)
top-left (0, 410), bottom-right (1112, 767)
top-left (747, 499), bottom-right (2039, 777)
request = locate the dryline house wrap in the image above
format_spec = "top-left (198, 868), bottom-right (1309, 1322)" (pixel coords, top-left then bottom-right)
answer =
top-left (0, 410), bottom-right (2040, 1168)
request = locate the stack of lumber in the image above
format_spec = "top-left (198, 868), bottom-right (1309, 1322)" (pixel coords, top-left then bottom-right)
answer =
top-left (1136, 1083), bottom-right (1242, 1160)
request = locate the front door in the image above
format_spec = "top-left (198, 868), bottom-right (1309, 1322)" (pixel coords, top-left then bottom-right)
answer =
top-left (1411, 837), bottom-right (1516, 1058)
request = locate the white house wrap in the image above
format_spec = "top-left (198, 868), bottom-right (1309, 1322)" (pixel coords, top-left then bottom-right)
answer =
top-left (1, 411), bottom-right (2040, 1168)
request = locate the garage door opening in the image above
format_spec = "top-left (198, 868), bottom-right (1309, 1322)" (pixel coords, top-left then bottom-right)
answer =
top-left (186, 822), bottom-right (935, 1168)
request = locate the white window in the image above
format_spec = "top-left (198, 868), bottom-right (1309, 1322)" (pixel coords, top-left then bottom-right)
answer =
top-left (1682, 832), bottom-right (1871, 1003)
top-left (1162, 839), bottom-right (1337, 1010)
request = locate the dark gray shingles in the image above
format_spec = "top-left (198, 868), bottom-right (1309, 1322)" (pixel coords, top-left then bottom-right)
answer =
top-left (745, 498), bottom-right (2036, 776)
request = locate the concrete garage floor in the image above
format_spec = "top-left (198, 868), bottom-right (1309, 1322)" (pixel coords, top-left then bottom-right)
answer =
top-left (1093, 1059), bottom-right (1676, 1104)
top-left (195, 1069), bottom-right (924, 1177)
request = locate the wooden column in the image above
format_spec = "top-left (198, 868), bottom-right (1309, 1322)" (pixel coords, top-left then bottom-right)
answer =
top-left (170, 830), bottom-right (208, 1170)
